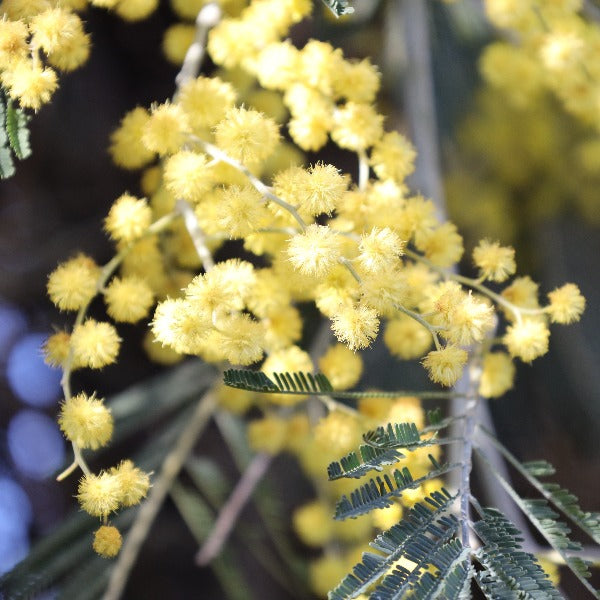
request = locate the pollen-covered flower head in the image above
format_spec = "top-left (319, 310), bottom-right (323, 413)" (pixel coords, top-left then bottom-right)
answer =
top-left (0, 19), bottom-right (29, 68)
top-left (78, 471), bottom-right (122, 518)
top-left (216, 312), bottom-right (265, 365)
top-left (29, 7), bottom-right (85, 55)
top-left (47, 254), bottom-right (99, 311)
top-left (370, 131), bottom-right (416, 183)
top-left (70, 319), bottom-right (121, 369)
top-left (177, 75), bottom-right (237, 129)
top-left (384, 315), bottom-right (432, 360)
top-left (104, 193), bottom-right (152, 243)
top-left (109, 107), bottom-right (156, 169)
top-left (331, 303), bottom-right (379, 351)
top-left (254, 41), bottom-right (301, 90)
top-left (93, 525), bottom-right (122, 558)
top-left (217, 185), bottom-right (267, 238)
top-left (142, 102), bottom-right (189, 155)
top-left (422, 345), bottom-right (467, 387)
top-left (358, 227), bottom-right (404, 274)
top-left (104, 276), bottom-right (154, 323)
top-left (2, 59), bottom-right (58, 110)
top-left (415, 222), bottom-right (464, 268)
top-left (479, 351), bottom-right (515, 398)
top-left (292, 501), bottom-right (334, 547)
top-left (332, 102), bottom-right (384, 152)
top-left (287, 224), bottom-right (343, 278)
top-left (247, 414), bottom-right (288, 455)
top-left (43, 330), bottom-right (72, 369)
top-left (58, 392), bottom-right (113, 449)
top-left (547, 283), bottom-right (585, 324)
top-left (214, 106), bottom-right (280, 167)
top-left (333, 58), bottom-right (380, 103)
top-left (110, 460), bottom-right (150, 506)
top-left (503, 319), bottom-right (550, 363)
top-left (163, 151), bottom-right (213, 203)
top-left (114, 0), bottom-right (159, 21)
top-left (318, 343), bottom-right (363, 390)
top-left (473, 239), bottom-right (516, 282)
top-left (442, 292), bottom-right (495, 346)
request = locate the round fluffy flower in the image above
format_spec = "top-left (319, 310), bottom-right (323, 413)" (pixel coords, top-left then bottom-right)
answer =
top-left (318, 343), bottom-right (363, 390)
top-left (262, 345), bottom-right (313, 405)
top-left (422, 345), bottom-right (467, 387)
top-left (501, 276), bottom-right (540, 313)
top-left (109, 107), bottom-right (156, 169)
top-left (442, 293), bottom-right (495, 346)
top-left (0, 0), bottom-right (53, 20)
top-left (333, 58), bottom-right (380, 103)
top-left (70, 319), bottom-right (121, 369)
top-left (415, 222), bottom-right (464, 268)
top-left (29, 7), bottom-right (84, 55)
top-left (163, 151), bottom-right (213, 203)
top-left (292, 501), bottom-right (334, 547)
top-left (0, 19), bottom-right (29, 69)
top-left (479, 352), bottom-right (515, 398)
top-left (110, 460), bottom-right (150, 506)
top-left (473, 240), bottom-right (516, 282)
top-left (214, 107), bottom-right (280, 167)
top-left (287, 224), bottom-right (343, 278)
top-left (104, 194), bottom-right (152, 243)
top-left (546, 283), bottom-right (585, 324)
top-left (47, 254), bottom-right (99, 311)
top-left (254, 41), bottom-right (301, 90)
top-left (217, 185), bottom-right (266, 238)
top-left (247, 415), bottom-right (288, 455)
top-left (78, 472), bottom-right (122, 518)
top-left (309, 555), bottom-right (347, 599)
top-left (288, 110), bottom-right (332, 151)
top-left (370, 131), bottom-right (416, 183)
top-left (114, 0), bottom-right (159, 20)
top-left (177, 75), bottom-right (236, 129)
top-left (358, 227), bottom-right (404, 274)
top-left (331, 102), bottom-right (384, 151)
top-left (58, 392), bottom-right (113, 449)
top-left (162, 23), bottom-right (195, 65)
top-left (46, 26), bottom-right (90, 72)
top-left (384, 315), bottom-right (432, 360)
top-left (3, 59), bottom-right (58, 110)
top-left (217, 313), bottom-right (265, 365)
top-left (43, 330), bottom-right (72, 368)
top-left (503, 319), bottom-right (550, 363)
top-left (93, 525), bottom-right (122, 558)
top-left (300, 163), bottom-right (347, 216)
top-left (142, 102), bottom-right (189, 156)
top-left (331, 303), bottom-right (379, 351)
top-left (104, 276), bottom-right (154, 323)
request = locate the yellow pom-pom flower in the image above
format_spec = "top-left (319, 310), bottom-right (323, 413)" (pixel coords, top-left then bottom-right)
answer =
top-left (384, 315), bottom-right (432, 360)
top-left (47, 254), bottom-right (99, 311)
top-left (309, 555), bottom-right (347, 599)
top-left (2, 59), bottom-right (58, 110)
top-left (502, 276), bottom-right (540, 315)
top-left (415, 222), bottom-right (464, 268)
top-left (331, 303), bottom-right (380, 351)
top-left (333, 58), bottom-right (380, 103)
top-left (298, 163), bottom-right (347, 217)
top-left (109, 107), bottom-right (156, 169)
top-left (46, 26), bottom-right (90, 72)
top-left (70, 319), bottom-right (121, 369)
top-left (93, 525), bottom-right (122, 558)
top-left (162, 23), bottom-right (195, 65)
top-left (58, 392), bottom-right (113, 449)
top-left (214, 106), bottom-right (280, 167)
top-left (177, 75), bottom-right (237, 129)
top-left (370, 131), bottom-right (416, 183)
top-left (104, 193), bottom-right (152, 243)
top-left (0, 19), bottom-right (29, 69)
top-left (331, 102), bottom-right (384, 151)
top-left (78, 472), bottom-right (122, 518)
top-left (422, 345), bottom-right (467, 387)
top-left (163, 151), bottom-right (213, 203)
top-left (292, 500), bottom-right (334, 547)
top-left (43, 330), bottom-right (72, 368)
top-left (247, 414), bottom-right (288, 455)
top-left (217, 185), bottom-right (266, 238)
top-left (504, 319), bottom-right (550, 363)
top-left (547, 283), bottom-right (585, 324)
top-left (441, 292), bottom-right (495, 347)
top-left (114, 0), bottom-right (159, 21)
top-left (473, 239), bottom-right (516, 282)
top-left (287, 224), bottom-right (343, 278)
top-left (217, 313), bottom-right (265, 365)
top-left (29, 7), bottom-right (84, 56)
top-left (319, 343), bottom-right (363, 390)
top-left (479, 352), bottom-right (515, 398)
top-left (110, 460), bottom-right (150, 506)
top-left (358, 227), bottom-right (404, 274)
top-left (142, 102), bottom-right (189, 156)
top-left (104, 276), bottom-right (154, 323)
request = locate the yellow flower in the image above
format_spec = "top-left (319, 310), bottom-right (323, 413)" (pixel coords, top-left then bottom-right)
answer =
top-left (332, 102), bottom-right (384, 151)
top-left (415, 222), bottom-right (464, 268)
top-left (370, 132), bottom-right (416, 183)
top-left (473, 239), bottom-right (516, 282)
top-left (422, 345), bottom-right (467, 387)
top-left (104, 276), bottom-right (154, 323)
top-left (299, 163), bottom-right (347, 217)
top-left (0, 19), bottom-right (29, 69)
top-left (287, 224), bottom-right (343, 278)
top-left (114, 0), bottom-right (159, 21)
top-left (503, 319), bottom-right (550, 363)
top-left (372, 502), bottom-right (403, 530)
top-left (109, 107), bottom-right (156, 169)
top-left (247, 414), bottom-right (288, 455)
top-left (162, 24), bottom-right (195, 65)
top-left (29, 7), bottom-right (84, 55)
top-left (384, 315), bottom-right (432, 360)
top-left (70, 319), bottom-right (121, 369)
top-left (333, 58), bottom-right (380, 103)
top-left (58, 392), bottom-right (113, 449)
top-left (331, 303), bottom-right (380, 351)
top-left (104, 193), bottom-right (152, 243)
top-left (358, 227), bottom-right (404, 274)
top-left (217, 313), bottom-right (265, 365)
top-left (142, 102), bottom-right (189, 155)
top-left (254, 41), bottom-right (301, 90)
top-left (547, 283), bottom-right (585, 324)
top-left (217, 185), bottom-right (267, 238)
top-left (43, 330), bottom-right (72, 369)
top-left (309, 555), bottom-right (347, 598)
top-left (93, 525), bottom-right (122, 558)
top-left (319, 344), bottom-right (363, 390)
top-left (47, 254), bottom-right (99, 311)
top-left (479, 352), bottom-right (515, 398)
top-left (293, 501), bottom-right (334, 547)
top-left (110, 460), bottom-right (150, 506)
top-left (214, 106), bottom-right (280, 167)
top-left (163, 151), bottom-right (213, 203)
top-left (78, 472), bottom-right (122, 518)
top-left (262, 304), bottom-right (303, 352)
top-left (177, 75), bottom-right (237, 129)
top-left (2, 59), bottom-right (58, 110)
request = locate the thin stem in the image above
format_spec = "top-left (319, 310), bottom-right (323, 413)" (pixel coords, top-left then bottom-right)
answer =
top-left (357, 151), bottom-right (369, 191)
top-left (195, 452), bottom-right (273, 566)
top-left (393, 302), bottom-right (443, 350)
top-left (56, 459), bottom-right (78, 482)
top-left (191, 138), bottom-right (308, 232)
top-left (338, 257), bottom-right (361, 283)
top-left (176, 199), bottom-right (215, 272)
top-left (103, 390), bottom-right (216, 600)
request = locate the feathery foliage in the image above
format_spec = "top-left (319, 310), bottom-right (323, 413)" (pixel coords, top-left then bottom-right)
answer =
top-left (0, 91), bottom-right (31, 178)
top-left (320, 0), bottom-right (354, 17)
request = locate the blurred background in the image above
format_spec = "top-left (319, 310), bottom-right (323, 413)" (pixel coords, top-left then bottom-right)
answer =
top-left (0, 0), bottom-right (599, 597)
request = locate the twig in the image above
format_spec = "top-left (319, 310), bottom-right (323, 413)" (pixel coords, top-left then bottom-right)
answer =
top-left (176, 199), bottom-right (215, 272)
top-left (195, 452), bottom-right (273, 566)
top-left (102, 391), bottom-right (216, 600)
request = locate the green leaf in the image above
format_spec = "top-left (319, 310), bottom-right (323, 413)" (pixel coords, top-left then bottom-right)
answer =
top-left (0, 144), bottom-right (15, 178)
top-left (363, 422), bottom-right (425, 449)
top-left (320, 0), bottom-right (354, 17)
top-left (327, 445), bottom-right (403, 480)
top-left (6, 98), bottom-right (31, 159)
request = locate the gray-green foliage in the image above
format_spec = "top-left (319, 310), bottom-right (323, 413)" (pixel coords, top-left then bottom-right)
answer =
top-left (0, 91), bottom-right (31, 179)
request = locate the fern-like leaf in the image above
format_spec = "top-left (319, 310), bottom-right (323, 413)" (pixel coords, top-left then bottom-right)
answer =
top-left (473, 507), bottom-right (562, 599)
top-left (6, 98), bottom-right (31, 160)
top-left (0, 96), bottom-right (15, 179)
top-left (320, 0), bottom-right (354, 17)
top-left (363, 422), bottom-right (431, 450)
top-left (327, 445), bottom-right (403, 480)
top-left (329, 490), bottom-right (458, 600)
top-left (334, 460), bottom-right (459, 520)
